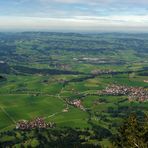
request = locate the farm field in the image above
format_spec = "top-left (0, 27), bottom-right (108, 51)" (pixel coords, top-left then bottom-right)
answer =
top-left (0, 32), bottom-right (147, 147)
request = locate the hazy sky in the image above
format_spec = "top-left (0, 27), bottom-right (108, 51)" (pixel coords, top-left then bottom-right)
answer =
top-left (0, 0), bottom-right (148, 32)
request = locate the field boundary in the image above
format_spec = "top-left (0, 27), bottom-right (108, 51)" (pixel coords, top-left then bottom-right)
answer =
top-left (0, 106), bottom-right (16, 124)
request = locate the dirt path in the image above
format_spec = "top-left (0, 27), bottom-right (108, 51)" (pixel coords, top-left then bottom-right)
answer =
top-left (44, 112), bottom-right (62, 119)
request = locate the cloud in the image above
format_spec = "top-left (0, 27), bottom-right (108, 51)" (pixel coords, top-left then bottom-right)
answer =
top-left (0, 0), bottom-right (148, 32)
top-left (0, 15), bottom-right (148, 32)
top-left (30, 0), bottom-right (148, 17)
top-left (39, 0), bottom-right (148, 5)
top-left (1, 0), bottom-right (148, 18)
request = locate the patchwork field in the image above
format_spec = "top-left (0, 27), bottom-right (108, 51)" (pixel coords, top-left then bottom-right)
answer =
top-left (0, 32), bottom-right (147, 147)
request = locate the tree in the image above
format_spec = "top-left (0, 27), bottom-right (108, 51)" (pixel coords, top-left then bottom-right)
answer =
top-left (112, 113), bottom-right (148, 148)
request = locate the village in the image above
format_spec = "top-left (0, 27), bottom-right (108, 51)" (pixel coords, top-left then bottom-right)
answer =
top-left (16, 117), bottom-right (55, 130)
top-left (100, 84), bottom-right (148, 102)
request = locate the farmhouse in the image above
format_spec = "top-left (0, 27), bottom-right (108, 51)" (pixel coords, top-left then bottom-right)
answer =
top-left (144, 80), bottom-right (148, 83)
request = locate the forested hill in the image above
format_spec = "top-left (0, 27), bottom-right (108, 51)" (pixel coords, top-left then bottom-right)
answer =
top-left (0, 32), bottom-right (148, 68)
top-left (0, 32), bottom-right (148, 53)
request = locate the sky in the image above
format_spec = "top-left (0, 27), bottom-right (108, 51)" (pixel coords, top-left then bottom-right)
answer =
top-left (0, 0), bottom-right (148, 32)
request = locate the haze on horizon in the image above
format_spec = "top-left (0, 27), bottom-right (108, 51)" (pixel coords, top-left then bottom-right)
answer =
top-left (0, 0), bottom-right (148, 32)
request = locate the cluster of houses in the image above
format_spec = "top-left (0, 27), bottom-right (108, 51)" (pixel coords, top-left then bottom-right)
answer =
top-left (100, 85), bottom-right (148, 102)
top-left (69, 99), bottom-right (85, 111)
top-left (50, 63), bottom-right (70, 70)
top-left (0, 61), bottom-right (5, 64)
top-left (91, 69), bottom-right (115, 75)
top-left (101, 85), bottom-right (130, 96)
top-left (128, 87), bottom-right (148, 102)
top-left (16, 117), bottom-right (55, 130)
